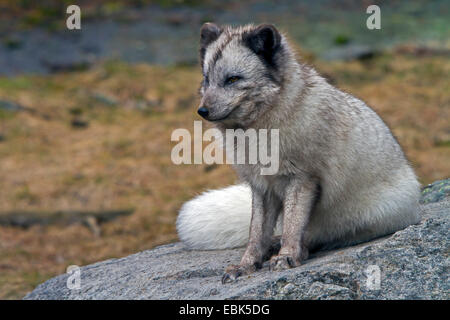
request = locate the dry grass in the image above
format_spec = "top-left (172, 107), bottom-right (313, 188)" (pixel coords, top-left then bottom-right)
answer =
top-left (0, 52), bottom-right (448, 299)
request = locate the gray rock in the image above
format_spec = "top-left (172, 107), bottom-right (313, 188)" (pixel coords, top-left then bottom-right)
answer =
top-left (322, 45), bottom-right (377, 61)
top-left (24, 179), bottom-right (450, 300)
top-left (91, 93), bottom-right (118, 107)
top-left (0, 99), bottom-right (26, 112)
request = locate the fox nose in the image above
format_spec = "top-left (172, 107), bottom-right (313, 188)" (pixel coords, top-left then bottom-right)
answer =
top-left (197, 107), bottom-right (209, 118)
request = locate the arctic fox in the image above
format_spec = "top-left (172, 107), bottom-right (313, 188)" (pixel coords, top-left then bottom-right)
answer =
top-left (176, 23), bottom-right (421, 283)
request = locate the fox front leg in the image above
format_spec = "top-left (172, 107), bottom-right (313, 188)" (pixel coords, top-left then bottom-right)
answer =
top-left (222, 189), bottom-right (280, 284)
top-left (269, 179), bottom-right (316, 271)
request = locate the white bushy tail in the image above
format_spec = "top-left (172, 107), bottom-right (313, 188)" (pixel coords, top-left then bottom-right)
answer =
top-left (177, 184), bottom-right (253, 250)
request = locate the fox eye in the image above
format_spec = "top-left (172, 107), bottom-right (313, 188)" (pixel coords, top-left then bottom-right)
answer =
top-left (225, 76), bottom-right (241, 85)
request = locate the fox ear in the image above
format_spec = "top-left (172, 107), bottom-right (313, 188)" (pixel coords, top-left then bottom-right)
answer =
top-left (200, 23), bottom-right (222, 65)
top-left (244, 24), bottom-right (281, 68)
top-left (200, 23), bottom-right (222, 47)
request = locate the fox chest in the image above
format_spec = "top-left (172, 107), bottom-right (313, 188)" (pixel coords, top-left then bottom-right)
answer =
top-left (233, 159), bottom-right (296, 198)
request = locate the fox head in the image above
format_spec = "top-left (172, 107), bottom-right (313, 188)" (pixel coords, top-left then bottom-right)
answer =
top-left (197, 23), bottom-right (293, 128)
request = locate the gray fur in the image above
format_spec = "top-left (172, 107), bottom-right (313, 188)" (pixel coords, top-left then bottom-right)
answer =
top-left (190, 23), bottom-right (421, 283)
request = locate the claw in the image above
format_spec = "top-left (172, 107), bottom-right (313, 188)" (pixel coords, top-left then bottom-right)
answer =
top-left (221, 269), bottom-right (241, 284)
top-left (269, 254), bottom-right (300, 271)
top-left (287, 256), bottom-right (294, 267)
top-left (222, 264), bottom-right (251, 284)
top-left (221, 273), bottom-right (232, 284)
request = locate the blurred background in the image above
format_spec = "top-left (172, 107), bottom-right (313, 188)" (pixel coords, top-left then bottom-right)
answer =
top-left (0, 0), bottom-right (448, 299)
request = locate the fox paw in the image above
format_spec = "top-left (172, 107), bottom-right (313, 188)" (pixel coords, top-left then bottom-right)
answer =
top-left (221, 263), bottom-right (260, 284)
top-left (269, 255), bottom-right (301, 271)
